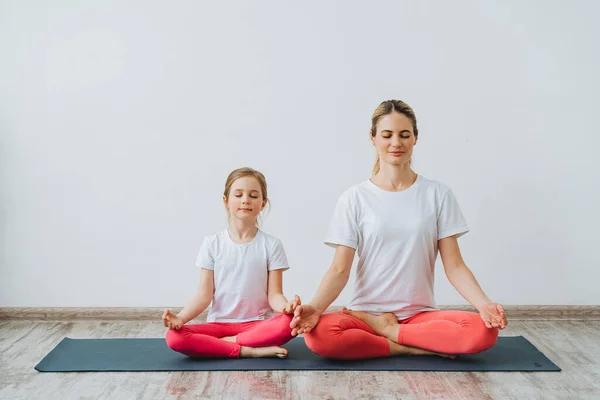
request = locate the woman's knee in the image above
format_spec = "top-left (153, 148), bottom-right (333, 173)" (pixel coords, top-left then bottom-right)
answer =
top-left (462, 318), bottom-right (499, 353)
top-left (303, 315), bottom-right (343, 357)
top-left (304, 329), bottom-right (336, 357)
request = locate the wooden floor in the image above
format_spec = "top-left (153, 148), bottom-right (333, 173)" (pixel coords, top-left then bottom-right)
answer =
top-left (1, 320), bottom-right (599, 400)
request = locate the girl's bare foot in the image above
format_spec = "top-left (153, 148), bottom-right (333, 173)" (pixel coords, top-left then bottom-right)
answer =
top-left (342, 308), bottom-right (399, 339)
top-left (240, 346), bottom-right (288, 359)
top-left (222, 336), bottom-right (237, 343)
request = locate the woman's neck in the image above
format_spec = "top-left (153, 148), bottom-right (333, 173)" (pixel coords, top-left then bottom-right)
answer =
top-left (371, 162), bottom-right (417, 192)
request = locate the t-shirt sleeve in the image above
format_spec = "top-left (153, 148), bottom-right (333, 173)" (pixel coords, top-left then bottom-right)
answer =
top-left (324, 192), bottom-right (359, 249)
top-left (195, 237), bottom-right (215, 270)
top-left (267, 238), bottom-right (289, 271)
top-left (438, 189), bottom-right (469, 240)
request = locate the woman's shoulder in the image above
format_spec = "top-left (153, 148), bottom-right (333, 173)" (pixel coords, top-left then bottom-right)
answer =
top-left (417, 175), bottom-right (453, 195)
top-left (336, 180), bottom-right (371, 201)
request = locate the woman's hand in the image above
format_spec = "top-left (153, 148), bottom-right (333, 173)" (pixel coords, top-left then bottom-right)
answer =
top-left (290, 304), bottom-right (322, 336)
top-left (478, 302), bottom-right (508, 329)
top-left (282, 295), bottom-right (301, 314)
top-left (162, 308), bottom-right (184, 330)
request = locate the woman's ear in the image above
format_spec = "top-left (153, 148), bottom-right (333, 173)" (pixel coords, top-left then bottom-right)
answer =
top-left (370, 130), bottom-right (376, 145)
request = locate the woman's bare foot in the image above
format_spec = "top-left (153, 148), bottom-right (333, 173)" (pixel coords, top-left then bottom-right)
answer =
top-left (222, 336), bottom-right (237, 343)
top-left (342, 308), bottom-right (399, 340)
top-left (388, 340), bottom-right (455, 359)
top-left (343, 308), bottom-right (455, 360)
top-left (240, 346), bottom-right (288, 359)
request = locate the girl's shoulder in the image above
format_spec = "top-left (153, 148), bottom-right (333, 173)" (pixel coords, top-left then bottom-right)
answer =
top-left (201, 229), bottom-right (228, 247)
top-left (256, 229), bottom-right (283, 245)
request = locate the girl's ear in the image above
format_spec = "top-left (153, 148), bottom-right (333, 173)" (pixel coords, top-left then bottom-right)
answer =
top-left (222, 195), bottom-right (227, 206)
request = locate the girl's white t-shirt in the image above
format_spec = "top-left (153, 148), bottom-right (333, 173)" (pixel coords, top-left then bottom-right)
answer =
top-left (196, 229), bottom-right (289, 323)
top-left (325, 175), bottom-right (469, 320)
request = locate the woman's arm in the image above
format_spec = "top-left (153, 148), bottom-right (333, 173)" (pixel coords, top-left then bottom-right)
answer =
top-left (290, 245), bottom-right (355, 335)
top-left (307, 245), bottom-right (356, 314)
top-left (176, 268), bottom-right (215, 324)
top-left (439, 236), bottom-right (490, 308)
top-left (439, 235), bottom-right (507, 328)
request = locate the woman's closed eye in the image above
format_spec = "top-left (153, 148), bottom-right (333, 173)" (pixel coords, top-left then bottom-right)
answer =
top-left (383, 135), bottom-right (411, 139)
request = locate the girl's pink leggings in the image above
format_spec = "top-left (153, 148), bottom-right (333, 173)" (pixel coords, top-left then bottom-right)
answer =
top-left (166, 313), bottom-right (294, 358)
top-left (304, 310), bottom-right (498, 360)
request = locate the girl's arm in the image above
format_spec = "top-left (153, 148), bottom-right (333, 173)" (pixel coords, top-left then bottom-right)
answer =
top-left (176, 268), bottom-right (215, 324)
top-left (267, 269), bottom-right (294, 313)
top-left (439, 235), bottom-right (507, 329)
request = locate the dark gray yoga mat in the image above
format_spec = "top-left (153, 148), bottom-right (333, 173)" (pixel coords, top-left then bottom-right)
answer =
top-left (35, 336), bottom-right (560, 372)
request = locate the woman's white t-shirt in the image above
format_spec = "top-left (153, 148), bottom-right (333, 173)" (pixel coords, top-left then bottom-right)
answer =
top-left (195, 229), bottom-right (289, 323)
top-left (325, 175), bottom-right (468, 320)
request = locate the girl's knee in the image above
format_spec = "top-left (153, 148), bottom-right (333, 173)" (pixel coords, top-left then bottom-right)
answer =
top-left (272, 313), bottom-right (295, 339)
top-left (274, 313), bottom-right (294, 328)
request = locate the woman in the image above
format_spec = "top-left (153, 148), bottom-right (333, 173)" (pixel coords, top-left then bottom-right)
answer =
top-left (290, 100), bottom-right (507, 359)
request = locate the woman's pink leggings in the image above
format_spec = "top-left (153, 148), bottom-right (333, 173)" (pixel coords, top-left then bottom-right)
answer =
top-left (166, 313), bottom-right (294, 358)
top-left (305, 310), bottom-right (498, 360)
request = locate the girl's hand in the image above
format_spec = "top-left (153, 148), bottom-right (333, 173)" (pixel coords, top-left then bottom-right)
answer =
top-left (478, 302), bottom-right (508, 329)
top-left (162, 308), bottom-right (184, 330)
top-left (282, 295), bottom-right (301, 314)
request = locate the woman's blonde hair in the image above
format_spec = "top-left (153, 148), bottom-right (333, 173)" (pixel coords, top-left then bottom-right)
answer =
top-left (223, 167), bottom-right (270, 225)
top-left (371, 100), bottom-right (419, 175)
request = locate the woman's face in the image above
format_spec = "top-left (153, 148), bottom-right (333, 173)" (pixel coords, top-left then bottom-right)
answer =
top-left (371, 112), bottom-right (418, 168)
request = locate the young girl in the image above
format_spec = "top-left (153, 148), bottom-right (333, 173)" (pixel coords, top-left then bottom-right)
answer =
top-left (163, 167), bottom-right (300, 359)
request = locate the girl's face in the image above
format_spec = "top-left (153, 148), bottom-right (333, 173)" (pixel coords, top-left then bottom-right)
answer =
top-left (223, 176), bottom-right (266, 223)
top-left (371, 112), bottom-right (418, 168)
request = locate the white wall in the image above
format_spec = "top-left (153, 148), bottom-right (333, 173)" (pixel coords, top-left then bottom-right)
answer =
top-left (1, 1), bottom-right (599, 307)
